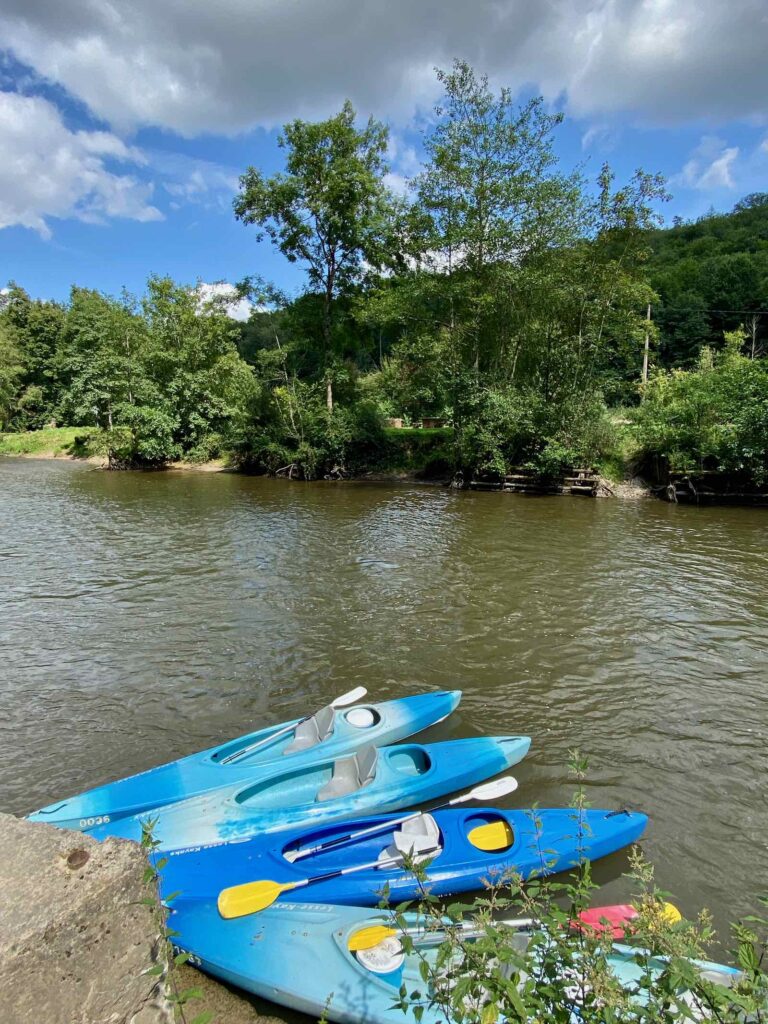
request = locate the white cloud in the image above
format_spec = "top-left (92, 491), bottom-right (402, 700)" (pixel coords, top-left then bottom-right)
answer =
top-left (159, 159), bottom-right (239, 211)
top-left (197, 282), bottom-right (251, 322)
top-left (1, 1), bottom-right (767, 135)
top-left (674, 136), bottom-right (740, 190)
top-left (581, 123), bottom-right (613, 151)
top-left (0, 91), bottom-right (161, 237)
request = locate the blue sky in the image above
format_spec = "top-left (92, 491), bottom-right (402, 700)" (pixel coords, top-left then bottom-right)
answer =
top-left (1, 1), bottom-right (767, 310)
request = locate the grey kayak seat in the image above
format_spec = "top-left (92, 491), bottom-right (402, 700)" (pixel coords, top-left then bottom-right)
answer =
top-left (379, 812), bottom-right (442, 864)
top-left (316, 744), bottom-right (378, 802)
top-left (283, 704), bottom-right (336, 755)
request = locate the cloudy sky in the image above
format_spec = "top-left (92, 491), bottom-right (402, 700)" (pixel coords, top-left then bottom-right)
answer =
top-left (2, 0), bottom-right (767, 303)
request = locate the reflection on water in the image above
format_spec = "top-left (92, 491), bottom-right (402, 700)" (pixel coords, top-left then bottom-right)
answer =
top-left (1, 457), bottom-right (767, 934)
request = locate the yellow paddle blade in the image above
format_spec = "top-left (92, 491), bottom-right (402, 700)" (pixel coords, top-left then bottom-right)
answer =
top-left (217, 878), bottom-right (299, 919)
top-left (661, 902), bottom-right (682, 925)
top-left (467, 820), bottom-right (514, 852)
top-left (348, 924), bottom-right (398, 952)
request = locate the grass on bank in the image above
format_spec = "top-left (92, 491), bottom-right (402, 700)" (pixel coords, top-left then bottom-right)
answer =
top-left (0, 426), bottom-right (97, 458)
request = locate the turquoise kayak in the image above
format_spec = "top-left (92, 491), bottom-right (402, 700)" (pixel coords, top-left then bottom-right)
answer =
top-left (169, 899), bottom-right (742, 1024)
top-left (90, 735), bottom-right (531, 849)
top-left (158, 807), bottom-right (647, 906)
top-left (28, 690), bottom-right (461, 831)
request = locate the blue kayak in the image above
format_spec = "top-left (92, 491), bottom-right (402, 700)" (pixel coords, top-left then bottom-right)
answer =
top-left (28, 690), bottom-right (461, 831)
top-left (169, 899), bottom-right (741, 1024)
top-left (90, 735), bottom-right (531, 849)
top-left (158, 807), bottom-right (647, 906)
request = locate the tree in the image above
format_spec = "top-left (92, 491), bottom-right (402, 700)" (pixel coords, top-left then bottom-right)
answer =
top-left (0, 323), bottom-right (24, 429)
top-left (57, 287), bottom-right (149, 433)
top-left (234, 100), bottom-right (392, 411)
top-left (0, 283), bottom-right (65, 426)
top-left (412, 61), bottom-right (583, 376)
top-left (141, 276), bottom-right (258, 459)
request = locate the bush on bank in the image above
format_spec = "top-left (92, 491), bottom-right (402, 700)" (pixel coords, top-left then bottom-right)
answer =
top-left (635, 332), bottom-right (768, 483)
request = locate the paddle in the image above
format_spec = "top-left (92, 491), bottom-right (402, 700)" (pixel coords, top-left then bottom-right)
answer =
top-left (217, 845), bottom-right (441, 919)
top-left (219, 686), bottom-right (368, 765)
top-left (346, 902), bottom-right (682, 952)
top-left (284, 775), bottom-right (519, 863)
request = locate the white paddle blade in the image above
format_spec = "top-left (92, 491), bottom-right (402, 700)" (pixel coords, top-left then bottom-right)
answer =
top-left (453, 775), bottom-right (518, 805)
top-left (330, 686), bottom-right (368, 709)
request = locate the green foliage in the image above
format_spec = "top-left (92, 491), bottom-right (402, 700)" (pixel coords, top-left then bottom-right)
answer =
top-left (0, 276), bottom-right (257, 468)
top-left (0, 322), bottom-right (25, 429)
top-left (0, 425), bottom-right (96, 457)
top-left (234, 100), bottom-right (395, 410)
top-left (138, 823), bottom-right (214, 1024)
top-left (455, 384), bottom-right (617, 480)
top-left (636, 335), bottom-right (768, 481)
top-left (13, 64), bottom-right (768, 487)
top-left (0, 283), bottom-right (65, 428)
top-left (647, 197), bottom-right (768, 366)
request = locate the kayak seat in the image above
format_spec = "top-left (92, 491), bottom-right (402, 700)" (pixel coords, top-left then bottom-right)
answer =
top-left (315, 744), bottom-right (378, 802)
top-left (379, 813), bottom-right (442, 863)
top-left (283, 705), bottom-right (336, 755)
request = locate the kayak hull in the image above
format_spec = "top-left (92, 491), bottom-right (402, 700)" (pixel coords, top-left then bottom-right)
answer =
top-left (159, 807), bottom-right (648, 906)
top-left (169, 900), bottom-right (740, 1024)
top-left (90, 735), bottom-right (531, 850)
top-left (27, 690), bottom-right (461, 830)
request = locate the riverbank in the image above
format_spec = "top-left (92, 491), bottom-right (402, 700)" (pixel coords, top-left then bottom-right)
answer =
top-left (1, 426), bottom-right (647, 496)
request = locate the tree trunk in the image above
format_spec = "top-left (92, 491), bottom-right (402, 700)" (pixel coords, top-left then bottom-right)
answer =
top-left (323, 268), bottom-right (334, 413)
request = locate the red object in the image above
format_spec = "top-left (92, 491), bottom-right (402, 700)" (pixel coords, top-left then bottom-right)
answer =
top-left (575, 904), bottom-right (639, 939)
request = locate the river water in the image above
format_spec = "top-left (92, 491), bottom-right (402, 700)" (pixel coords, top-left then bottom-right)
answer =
top-left (1, 457), bottom-right (766, 943)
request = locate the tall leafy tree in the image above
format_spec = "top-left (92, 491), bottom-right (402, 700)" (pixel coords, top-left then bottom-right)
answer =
top-left (141, 276), bottom-right (257, 457)
top-left (413, 60), bottom-right (583, 375)
top-left (234, 100), bottom-right (392, 411)
top-left (0, 283), bottom-right (65, 426)
top-left (0, 323), bottom-right (24, 429)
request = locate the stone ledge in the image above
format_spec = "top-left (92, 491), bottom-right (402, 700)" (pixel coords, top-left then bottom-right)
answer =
top-left (0, 812), bottom-right (172, 1024)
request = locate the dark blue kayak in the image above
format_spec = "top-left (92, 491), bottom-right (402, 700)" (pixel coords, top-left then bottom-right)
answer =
top-left (158, 807), bottom-right (648, 906)
top-left (28, 690), bottom-right (460, 831)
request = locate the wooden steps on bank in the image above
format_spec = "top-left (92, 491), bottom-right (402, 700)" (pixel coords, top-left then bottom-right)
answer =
top-left (470, 467), bottom-right (599, 497)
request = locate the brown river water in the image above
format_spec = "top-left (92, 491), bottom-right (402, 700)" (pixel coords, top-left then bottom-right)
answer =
top-left (1, 457), bottom-right (766, 944)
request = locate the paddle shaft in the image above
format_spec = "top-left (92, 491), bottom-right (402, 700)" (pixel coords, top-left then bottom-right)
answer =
top-left (220, 687), bottom-right (366, 765)
top-left (299, 846), bottom-right (439, 888)
top-left (220, 717), bottom-right (312, 765)
top-left (349, 904), bottom-right (643, 952)
top-left (289, 795), bottom-right (476, 862)
top-left (219, 844), bottom-right (442, 917)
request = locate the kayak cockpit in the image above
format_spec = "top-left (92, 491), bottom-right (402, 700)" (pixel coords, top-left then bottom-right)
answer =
top-left (385, 745), bottom-right (432, 776)
top-left (463, 811), bottom-right (515, 853)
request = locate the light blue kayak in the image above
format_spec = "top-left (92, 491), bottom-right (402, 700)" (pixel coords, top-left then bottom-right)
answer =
top-left (90, 735), bottom-right (531, 850)
top-left (28, 690), bottom-right (461, 831)
top-left (169, 899), bottom-right (742, 1024)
